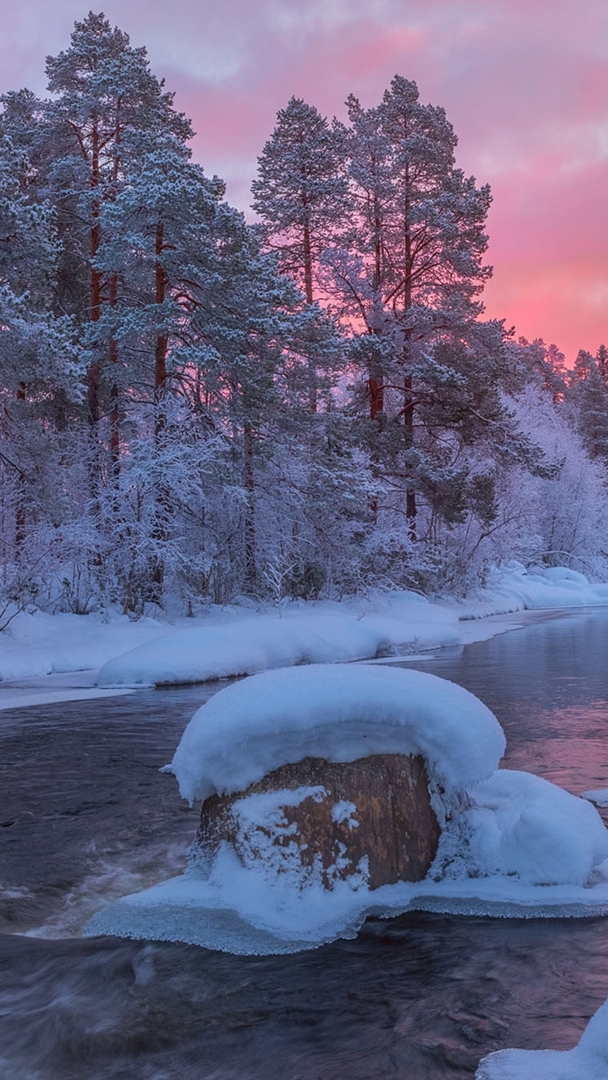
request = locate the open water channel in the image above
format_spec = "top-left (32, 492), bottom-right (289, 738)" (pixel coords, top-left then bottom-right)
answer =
top-left (1, 608), bottom-right (608, 1079)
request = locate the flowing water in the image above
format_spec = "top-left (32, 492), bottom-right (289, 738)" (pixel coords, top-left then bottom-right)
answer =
top-left (2, 609), bottom-right (608, 1079)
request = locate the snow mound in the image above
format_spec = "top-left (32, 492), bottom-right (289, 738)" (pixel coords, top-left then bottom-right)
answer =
top-left (437, 769), bottom-right (608, 887)
top-left (461, 771), bottom-right (608, 886)
top-left (170, 664), bottom-right (506, 804)
top-left (97, 615), bottom-right (389, 687)
top-left (476, 998), bottom-right (608, 1079)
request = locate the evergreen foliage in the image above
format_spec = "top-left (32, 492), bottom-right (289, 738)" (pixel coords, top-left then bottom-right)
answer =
top-left (0, 13), bottom-right (606, 616)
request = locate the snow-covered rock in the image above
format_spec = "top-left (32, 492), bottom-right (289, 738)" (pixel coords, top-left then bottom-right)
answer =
top-left (195, 752), bottom-right (441, 891)
top-left (85, 663), bottom-right (608, 954)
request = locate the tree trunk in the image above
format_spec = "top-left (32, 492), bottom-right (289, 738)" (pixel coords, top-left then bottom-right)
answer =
top-left (151, 220), bottom-right (170, 601)
top-left (14, 382), bottom-right (26, 550)
top-left (87, 119), bottom-right (102, 428)
top-left (243, 421), bottom-right (257, 590)
top-left (302, 218), bottom-right (318, 412)
top-left (109, 275), bottom-right (120, 484)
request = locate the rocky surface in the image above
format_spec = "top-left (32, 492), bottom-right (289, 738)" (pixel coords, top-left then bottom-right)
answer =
top-left (195, 753), bottom-right (441, 889)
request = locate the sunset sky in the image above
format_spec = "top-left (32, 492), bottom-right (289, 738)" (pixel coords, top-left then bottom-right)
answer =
top-left (3, 0), bottom-right (608, 363)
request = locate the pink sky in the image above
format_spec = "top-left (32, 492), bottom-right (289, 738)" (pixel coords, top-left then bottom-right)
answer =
top-left (3, 0), bottom-right (608, 362)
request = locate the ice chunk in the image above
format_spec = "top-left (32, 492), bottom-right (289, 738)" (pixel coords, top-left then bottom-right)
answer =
top-left (582, 788), bottom-right (608, 808)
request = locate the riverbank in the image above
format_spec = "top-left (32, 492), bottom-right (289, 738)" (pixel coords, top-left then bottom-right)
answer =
top-left (1, 564), bottom-right (607, 703)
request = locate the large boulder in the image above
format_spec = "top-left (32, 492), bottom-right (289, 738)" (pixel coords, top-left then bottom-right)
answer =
top-left (195, 753), bottom-right (441, 889)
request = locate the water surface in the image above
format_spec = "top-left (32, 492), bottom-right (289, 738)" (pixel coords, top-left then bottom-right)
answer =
top-left (2, 609), bottom-right (608, 1078)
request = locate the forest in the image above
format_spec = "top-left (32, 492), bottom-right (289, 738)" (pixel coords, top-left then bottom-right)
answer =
top-left (1, 10), bottom-right (608, 620)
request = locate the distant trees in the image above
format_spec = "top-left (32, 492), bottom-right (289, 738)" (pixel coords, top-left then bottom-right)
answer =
top-left (0, 12), bottom-right (606, 617)
top-left (568, 345), bottom-right (608, 464)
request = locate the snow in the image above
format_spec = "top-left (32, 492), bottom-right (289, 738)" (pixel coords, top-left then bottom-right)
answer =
top-left (95, 565), bottom-right (608, 688)
top-left (0, 609), bottom-right (168, 683)
top-left (476, 999), bottom-right (608, 1080)
top-left (0, 566), bottom-right (605, 694)
top-left (439, 770), bottom-right (608, 887)
top-left (170, 664), bottom-right (506, 805)
top-left (97, 614), bottom-right (387, 687)
top-left (0, 687), bottom-right (135, 711)
top-left (85, 664), bottom-right (608, 954)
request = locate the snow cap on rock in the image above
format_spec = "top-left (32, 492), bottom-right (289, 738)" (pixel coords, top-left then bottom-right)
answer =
top-left (171, 664), bottom-right (506, 804)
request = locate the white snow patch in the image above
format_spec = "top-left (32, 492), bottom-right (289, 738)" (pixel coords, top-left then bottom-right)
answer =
top-left (331, 800), bottom-right (359, 828)
top-left (0, 610), bottom-right (167, 682)
top-left (170, 665), bottom-right (506, 805)
top-left (476, 998), bottom-right (608, 1079)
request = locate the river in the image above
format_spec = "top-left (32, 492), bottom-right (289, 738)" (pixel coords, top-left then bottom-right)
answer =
top-left (1, 608), bottom-right (608, 1079)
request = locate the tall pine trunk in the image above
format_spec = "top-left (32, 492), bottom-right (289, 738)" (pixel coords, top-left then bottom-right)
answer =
top-left (151, 220), bottom-right (170, 600)
top-left (243, 421), bottom-right (257, 590)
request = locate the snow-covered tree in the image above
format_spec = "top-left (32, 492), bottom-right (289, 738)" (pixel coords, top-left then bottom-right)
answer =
top-left (252, 97), bottom-right (347, 306)
top-left (322, 77), bottom-right (546, 548)
top-left (44, 11), bottom-right (192, 432)
top-left (568, 347), bottom-right (608, 464)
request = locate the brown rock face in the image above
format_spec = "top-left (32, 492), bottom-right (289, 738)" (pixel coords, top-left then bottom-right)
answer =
top-left (195, 754), bottom-right (440, 890)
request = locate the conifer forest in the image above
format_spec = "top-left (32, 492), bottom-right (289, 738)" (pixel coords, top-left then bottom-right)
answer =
top-left (2, 11), bottom-right (608, 620)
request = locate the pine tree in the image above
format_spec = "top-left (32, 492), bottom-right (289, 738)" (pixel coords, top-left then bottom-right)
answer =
top-left (44, 12), bottom-right (192, 430)
top-left (569, 357), bottom-right (608, 462)
top-left (252, 97), bottom-right (347, 305)
top-left (325, 76), bottom-right (535, 539)
top-left (252, 98), bottom-right (348, 411)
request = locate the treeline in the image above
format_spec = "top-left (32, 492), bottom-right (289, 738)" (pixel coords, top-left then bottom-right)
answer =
top-left (0, 11), bottom-right (607, 618)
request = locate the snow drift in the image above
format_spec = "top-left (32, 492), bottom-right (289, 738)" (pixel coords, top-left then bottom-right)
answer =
top-left (94, 567), bottom-right (608, 689)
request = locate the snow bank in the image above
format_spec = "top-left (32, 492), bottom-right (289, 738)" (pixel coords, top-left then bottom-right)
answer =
top-left (460, 563), bottom-right (608, 619)
top-left (85, 665), bottom-right (608, 954)
top-left (97, 615), bottom-right (389, 687)
top-left (0, 609), bottom-right (167, 682)
top-left (476, 998), bottom-right (608, 1080)
top-left (171, 665), bottom-right (506, 804)
top-left (0, 565), bottom-right (606, 689)
top-left (96, 566), bottom-right (608, 688)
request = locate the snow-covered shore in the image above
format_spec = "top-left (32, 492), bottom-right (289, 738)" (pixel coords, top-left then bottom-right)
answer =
top-left (0, 564), bottom-right (605, 698)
